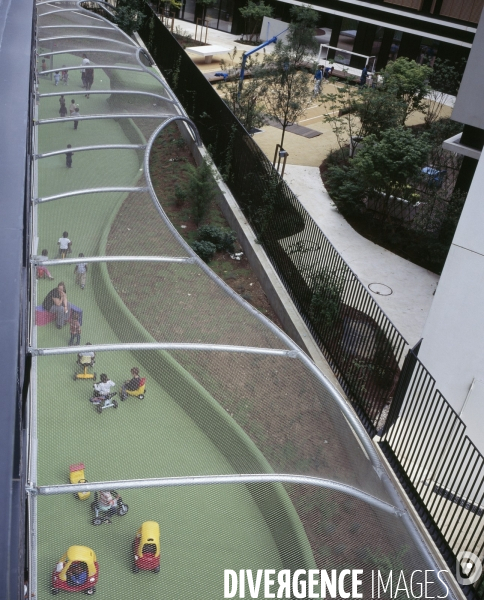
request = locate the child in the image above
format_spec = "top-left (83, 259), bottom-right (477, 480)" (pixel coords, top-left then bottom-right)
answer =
top-left (73, 106), bottom-right (80, 130)
top-left (54, 71), bottom-right (60, 86)
top-left (40, 58), bottom-right (47, 76)
top-left (74, 253), bottom-right (88, 289)
top-left (65, 144), bottom-right (73, 168)
top-left (93, 374), bottom-right (115, 398)
top-left (68, 312), bottom-right (81, 346)
top-left (58, 231), bottom-right (71, 258)
top-left (61, 65), bottom-right (68, 85)
top-left (36, 249), bottom-right (54, 280)
top-left (69, 99), bottom-right (77, 116)
top-left (59, 96), bottom-right (67, 118)
top-left (120, 367), bottom-right (142, 400)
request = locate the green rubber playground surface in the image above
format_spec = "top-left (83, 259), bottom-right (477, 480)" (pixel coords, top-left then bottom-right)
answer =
top-left (34, 59), bottom-right (291, 599)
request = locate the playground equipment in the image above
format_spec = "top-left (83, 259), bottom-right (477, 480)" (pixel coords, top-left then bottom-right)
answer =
top-left (132, 521), bottom-right (160, 574)
top-left (51, 546), bottom-right (98, 595)
top-left (91, 490), bottom-right (128, 525)
top-left (69, 463), bottom-right (90, 501)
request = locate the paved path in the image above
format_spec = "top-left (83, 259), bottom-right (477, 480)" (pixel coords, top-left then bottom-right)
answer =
top-left (284, 165), bottom-right (440, 347)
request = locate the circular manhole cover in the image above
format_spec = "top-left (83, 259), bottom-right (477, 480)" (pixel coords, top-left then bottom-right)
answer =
top-left (368, 282), bottom-right (393, 296)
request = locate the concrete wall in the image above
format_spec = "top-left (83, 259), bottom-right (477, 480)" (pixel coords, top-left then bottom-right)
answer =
top-left (451, 8), bottom-right (484, 130)
top-left (418, 152), bottom-right (484, 454)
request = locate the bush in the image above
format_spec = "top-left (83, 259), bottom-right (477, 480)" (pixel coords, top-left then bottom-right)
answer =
top-left (198, 225), bottom-right (236, 252)
top-left (191, 240), bottom-right (216, 262)
top-left (309, 268), bottom-right (346, 330)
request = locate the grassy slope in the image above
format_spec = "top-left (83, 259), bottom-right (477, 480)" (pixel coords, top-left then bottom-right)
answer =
top-left (35, 64), bottom-right (283, 599)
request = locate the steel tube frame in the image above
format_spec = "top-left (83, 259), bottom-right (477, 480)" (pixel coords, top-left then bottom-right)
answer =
top-left (31, 343), bottom-right (296, 357)
top-left (37, 113), bottom-right (175, 125)
top-left (38, 47), bottom-right (133, 57)
top-left (35, 187), bottom-right (149, 203)
top-left (31, 256), bottom-right (193, 266)
top-left (35, 474), bottom-right (400, 516)
top-left (36, 144), bottom-right (146, 159)
top-left (38, 90), bottom-right (175, 104)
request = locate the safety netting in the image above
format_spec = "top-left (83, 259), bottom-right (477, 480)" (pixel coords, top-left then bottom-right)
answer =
top-left (28, 2), bottom-right (456, 599)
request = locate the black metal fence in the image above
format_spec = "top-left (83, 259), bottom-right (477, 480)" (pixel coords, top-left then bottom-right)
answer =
top-left (138, 8), bottom-right (484, 596)
top-left (381, 351), bottom-right (484, 599)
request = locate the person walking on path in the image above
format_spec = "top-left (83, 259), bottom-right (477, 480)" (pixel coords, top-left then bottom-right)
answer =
top-left (360, 64), bottom-right (369, 86)
top-left (69, 99), bottom-right (78, 118)
top-left (73, 106), bottom-right (80, 130)
top-left (74, 253), bottom-right (88, 289)
top-left (65, 144), bottom-right (73, 168)
top-left (59, 96), bottom-right (67, 118)
top-left (313, 65), bottom-right (323, 95)
top-left (84, 66), bottom-right (94, 98)
top-left (58, 231), bottom-right (72, 258)
top-left (80, 54), bottom-right (90, 88)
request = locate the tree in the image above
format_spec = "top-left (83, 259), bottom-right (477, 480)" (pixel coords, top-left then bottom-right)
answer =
top-left (219, 49), bottom-right (268, 133)
top-left (175, 158), bottom-right (218, 225)
top-left (113, 0), bottom-right (146, 36)
top-left (239, 1), bottom-right (273, 42)
top-left (309, 267), bottom-right (346, 331)
top-left (324, 83), bottom-right (406, 158)
top-left (262, 5), bottom-right (319, 148)
top-left (425, 58), bottom-right (466, 126)
top-left (380, 57), bottom-right (433, 124)
top-left (350, 127), bottom-right (431, 215)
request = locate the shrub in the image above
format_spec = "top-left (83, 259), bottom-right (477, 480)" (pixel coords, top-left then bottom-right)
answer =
top-left (191, 240), bottom-right (216, 262)
top-left (309, 268), bottom-right (346, 330)
top-left (198, 225), bottom-right (236, 252)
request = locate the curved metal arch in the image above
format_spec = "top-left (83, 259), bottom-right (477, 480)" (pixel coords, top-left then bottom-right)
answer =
top-left (41, 64), bottom-right (144, 76)
top-left (38, 35), bottom-right (135, 48)
top-left (38, 25), bottom-right (115, 31)
top-left (36, 0), bottom-right (137, 49)
top-left (33, 344), bottom-right (296, 358)
top-left (35, 474), bottom-right (401, 516)
top-left (38, 8), bottom-right (103, 19)
top-left (38, 48), bottom-right (134, 58)
top-left (37, 113), bottom-right (175, 126)
top-left (32, 256), bottom-right (192, 266)
top-left (36, 144), bottom-right (146, 159)
top-left (38, 89), bottom-right (176, 105)
top-left (35, 187), bottom-right (149, 204)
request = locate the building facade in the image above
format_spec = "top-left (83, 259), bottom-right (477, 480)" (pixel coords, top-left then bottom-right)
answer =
top-left (176, 0), bottom-right (481, 69)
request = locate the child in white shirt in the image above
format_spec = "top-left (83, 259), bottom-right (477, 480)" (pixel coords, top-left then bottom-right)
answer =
top-left (58, 231), bottom-right (72, 258)
top-left (93, 374), bottom-right (115, 398)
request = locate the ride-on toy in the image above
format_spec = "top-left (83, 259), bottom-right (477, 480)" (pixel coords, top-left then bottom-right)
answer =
top-left (89, 392), bottom-right (117, 414)
top-left (121, 378), bottom-right (146, 400)
top-left (74, 351), bottom-right (96, 381)
top-left (91, 490), bottom-right (128, 525)
top-left (69, 463), bottom-right (90, 501)
top-left (51, 546), bottom-right (98, 595)
top-left (132, 521), bottom-right (160, 573)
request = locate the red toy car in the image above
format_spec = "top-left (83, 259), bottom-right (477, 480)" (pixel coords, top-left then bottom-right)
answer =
top-left (132, 521), bottom-right (160, 573)
top-left (51, 546), bottom-right (98, 595)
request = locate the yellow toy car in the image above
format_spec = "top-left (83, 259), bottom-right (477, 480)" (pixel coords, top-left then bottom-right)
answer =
top-left (132, 521), bottom-right (160, 573)
top-left (51, 546), bottom-right (98, 595)
top-left (69, 463), bottom-right (90, 500)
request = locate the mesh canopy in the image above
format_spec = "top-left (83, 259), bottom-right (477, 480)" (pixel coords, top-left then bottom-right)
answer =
top-left (29, 2), bottom-right (454, 599)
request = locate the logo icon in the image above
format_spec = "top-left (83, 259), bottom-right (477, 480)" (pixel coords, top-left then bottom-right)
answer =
top-left (456, 551), bottom-right (482, 585)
